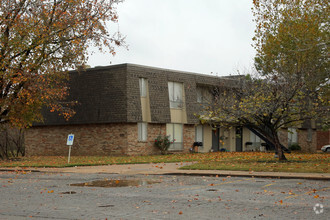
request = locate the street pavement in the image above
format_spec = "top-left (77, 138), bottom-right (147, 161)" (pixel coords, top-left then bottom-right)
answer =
top-left (0, 171), bottom-right (329, 219)
top-left (0, 163), bottom-right (329, 219)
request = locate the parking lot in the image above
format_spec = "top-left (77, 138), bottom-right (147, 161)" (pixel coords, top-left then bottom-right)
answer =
top-left (0, 171), bottom-right (328, 219)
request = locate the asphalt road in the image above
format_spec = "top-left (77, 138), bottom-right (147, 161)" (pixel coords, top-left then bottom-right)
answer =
top-left (0, 171), bottom-right (328, 219)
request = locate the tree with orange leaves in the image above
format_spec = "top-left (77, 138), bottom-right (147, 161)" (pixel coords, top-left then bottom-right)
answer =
top-left (0, 0), bottom-right (125, 128)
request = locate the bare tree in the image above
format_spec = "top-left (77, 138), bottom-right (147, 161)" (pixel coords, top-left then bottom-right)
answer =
top-left (0, 124), bottom-right (24, 159)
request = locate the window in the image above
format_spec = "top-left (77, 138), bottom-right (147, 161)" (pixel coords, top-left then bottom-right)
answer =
top-left (307, 128), bottom-right (312, 142)
top-left (139, 78), bottom-right (147, 97)
top-left (168, 82), bottom-right (183, 108)
top-left (138, 123), bottom-right (147, 141)
top-left (166, 123), bottom-right (183, 150)
top-left (196, 87), bottom-right (203, 103)
top-left (195, 125), bottom-right (203, 143)
top-left (250, 132), bottom-right (261, 147)
top-left (288, 128), bottom-right (298, 144)
top-left (196, 86), bottom-right (212, 104)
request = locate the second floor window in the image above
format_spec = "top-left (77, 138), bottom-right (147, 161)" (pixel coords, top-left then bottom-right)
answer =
top-left (139, 78), bottom-right (147, 97)
top-left (196, 87), bottom-right (203, 103)
top-left (168, 81), bottom-right (183, 108)
top-left (196, 86), bottom-right (213, 104)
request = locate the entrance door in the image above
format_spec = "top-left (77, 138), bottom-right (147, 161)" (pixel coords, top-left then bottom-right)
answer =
top-left (235, 127), bottom-right (243, 152)
top-left (212, 128), bottom-right (220, 152)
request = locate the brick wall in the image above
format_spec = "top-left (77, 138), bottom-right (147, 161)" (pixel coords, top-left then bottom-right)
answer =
top-left (126, 123), bottom-right (166, 155)
top-left (25, 122), bottom-right (195, 156)
top-left (278, 128), bottom-right (317, 152)
top-left (316, 130), bottom-right (330, 150)
top-left (36, 63), bottom-right (233, 128)
top-left (278, 129), bottom-right (288, 147)
top-left (183, 124), bottom-right (195, 152)
top-left (127, 65), bottom-right (172, 123)
top-left (25, 123), bottom-right (129, 156)
top-left (37, 65), bottom-right (128, 126)
top-left (126, 64), bottom-right (225, 124)
top-left (298, 129), bottom-right (317, 152)
top-left (125, 123), bottom-right (194, 155)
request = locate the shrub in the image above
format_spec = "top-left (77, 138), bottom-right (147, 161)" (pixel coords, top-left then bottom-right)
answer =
top-left (154, 135), bottom-right (174, 155)
top-left (289, 144), bottom-right (301, 151)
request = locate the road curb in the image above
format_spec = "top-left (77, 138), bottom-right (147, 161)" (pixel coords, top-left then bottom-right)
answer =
top-left (0, 167), bottom-right (329, 181)
top-left (162, 172), bottom-right (330, 181)
top-left (0, 168), bottom-right (40, 172)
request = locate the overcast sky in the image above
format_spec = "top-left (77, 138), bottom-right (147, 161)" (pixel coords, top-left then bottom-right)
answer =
top-left (87, 0), bottom-right (256, 76)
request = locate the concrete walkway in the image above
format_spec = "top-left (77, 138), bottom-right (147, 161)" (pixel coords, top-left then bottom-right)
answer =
top-left (1, 162), bottom-right (329, 180)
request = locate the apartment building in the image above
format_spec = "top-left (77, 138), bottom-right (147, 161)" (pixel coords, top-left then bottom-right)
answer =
top-left (25, 64), bottom-right (319, 156)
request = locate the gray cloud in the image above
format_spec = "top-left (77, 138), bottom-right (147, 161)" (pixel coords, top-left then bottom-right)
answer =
top-left (88, 0), bottom-right (256, 76)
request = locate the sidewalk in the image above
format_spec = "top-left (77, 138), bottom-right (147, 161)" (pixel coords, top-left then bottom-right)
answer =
top-left (1, 162), bottom-right (329, 180)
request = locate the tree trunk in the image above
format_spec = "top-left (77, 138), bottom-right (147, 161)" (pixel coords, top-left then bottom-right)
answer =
top-left (273, 132), bottom-right (287, 161)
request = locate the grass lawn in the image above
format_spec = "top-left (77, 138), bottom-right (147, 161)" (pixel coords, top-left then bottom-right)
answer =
top-left (0, 152), bottom-right (328, 173)
top-left (180, 152), bottom-right (329, 173)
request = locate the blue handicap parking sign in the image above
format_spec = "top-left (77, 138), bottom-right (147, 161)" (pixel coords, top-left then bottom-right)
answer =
top-left (67, 134), bottom-right (75, 145)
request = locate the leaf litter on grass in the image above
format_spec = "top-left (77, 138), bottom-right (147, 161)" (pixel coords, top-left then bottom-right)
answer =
top-left (0, 152), bottom-right (328, 173)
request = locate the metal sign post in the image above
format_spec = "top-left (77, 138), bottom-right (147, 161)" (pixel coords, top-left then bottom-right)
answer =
top-left (68, 146), bottom-right (72, 163)
top-left (67, 134), bottom-right (74, 163)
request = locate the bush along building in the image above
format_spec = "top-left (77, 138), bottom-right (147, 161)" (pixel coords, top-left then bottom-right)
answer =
top-left (25, 64), bottom-right (323, 156)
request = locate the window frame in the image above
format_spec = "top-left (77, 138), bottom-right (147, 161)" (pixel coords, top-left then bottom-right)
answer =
top-left (168, 81), bottom-right (183, 109)
top-left (139, 78), bottom-right (147, 98)
top-left (250, 132), bottom-right (261, 147)
top-left (138, 122), bottom-right (148, 142)
top-left (288, 128), bottom-right (298, 144)
top-left (196, 86), bottom-right (213, 104)
top-left (196, 87), bottom-right (203, 103)
top-left (166, 123), bottom-right (183, 150)
top-left (195, 125), bottom-right (203, 147)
